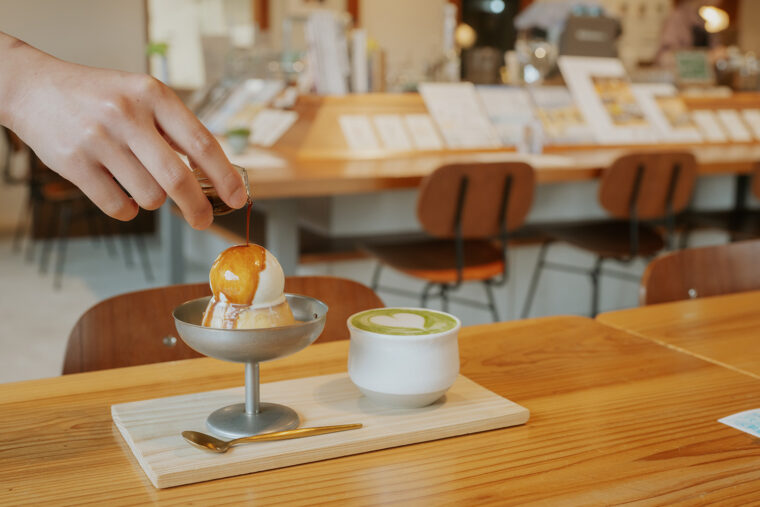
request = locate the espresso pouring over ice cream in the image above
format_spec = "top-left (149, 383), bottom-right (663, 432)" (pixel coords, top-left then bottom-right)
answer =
top-left (202, 244), bottom-right (296, 329)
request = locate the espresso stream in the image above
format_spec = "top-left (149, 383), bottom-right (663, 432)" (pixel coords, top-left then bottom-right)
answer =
top-left (201, 202), bottom-right (265, 328)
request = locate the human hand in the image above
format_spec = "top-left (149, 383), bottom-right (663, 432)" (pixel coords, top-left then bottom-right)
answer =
top-left (0, 35), bottom-right (247, 229)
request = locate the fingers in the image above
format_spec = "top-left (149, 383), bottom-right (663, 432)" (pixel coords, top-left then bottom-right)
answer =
top-left (151, 89), bottom-right (247, 209)
top-left (93, 139), bottom-right (166, 211)
top-left (65, 162), bottom-right (139, 221)
top-left (127, 126), bottom-right (213, 229)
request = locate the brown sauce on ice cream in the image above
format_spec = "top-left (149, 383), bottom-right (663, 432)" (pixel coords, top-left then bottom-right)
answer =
top-left (202, 243), bottom-right (267, 327)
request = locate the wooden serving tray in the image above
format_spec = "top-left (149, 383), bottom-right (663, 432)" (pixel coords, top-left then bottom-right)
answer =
top-left (112, 373), bottom-right (529, 488)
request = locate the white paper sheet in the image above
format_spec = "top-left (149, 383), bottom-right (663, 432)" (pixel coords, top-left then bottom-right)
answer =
top-left (403, 114), bottom-right (444, 150)
top-left (418, 82), bottom-right (501, 149)
top-left (716, 110), bottom-right (752, 142)
top-left (339, 115), bottom-right (380, 151)
top-left (558, 56), bottom-right (657, 145)
top-left (719, 408), bottom-right (760, 439)
top-left (476, 86), bottom-right (536, 146)
top-left (741, 109), bottom-right (760, 140)
top-left (372, 115), bottom-right (412, 150)
top-left (692, 110), bottom-right (728, 142)
top-left (249, 109), bottom-right (298, 147)
top-left (631, 83), bottom-right (702, 143)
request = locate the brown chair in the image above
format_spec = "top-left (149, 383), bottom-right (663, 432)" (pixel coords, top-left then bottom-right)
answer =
top-left (62, 276), bottom-right (384, 374)
top-left (640, 239), bottom-right (760, 305)
top-left (364, 162), bottom-right (535, 322)
top-left (522, 151), bottom-right (698, 317)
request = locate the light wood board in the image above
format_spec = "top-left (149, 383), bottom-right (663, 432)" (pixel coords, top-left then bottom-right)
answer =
top-left (111, 372), bottom-right (529, 489)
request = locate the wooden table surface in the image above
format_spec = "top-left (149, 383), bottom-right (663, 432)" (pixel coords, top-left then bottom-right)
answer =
top-left (598, 290), bottom-right (760, 379)
top-left (4, 316), bottom-right (760, 504)
top-left (237, 144), bottom-right (760, 200)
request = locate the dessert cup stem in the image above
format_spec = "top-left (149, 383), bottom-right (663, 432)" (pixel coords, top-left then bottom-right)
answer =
top-left (245, 362), bottom-right (261, 415)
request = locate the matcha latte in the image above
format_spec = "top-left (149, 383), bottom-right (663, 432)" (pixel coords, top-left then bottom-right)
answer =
top-left (350, 308), bottom-right (458, 336)
top-left (348, 307), bottom-right (461, 408)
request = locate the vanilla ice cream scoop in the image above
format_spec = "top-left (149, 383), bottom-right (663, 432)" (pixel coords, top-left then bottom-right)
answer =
top-left (202, 244), bottom-right (296, 329)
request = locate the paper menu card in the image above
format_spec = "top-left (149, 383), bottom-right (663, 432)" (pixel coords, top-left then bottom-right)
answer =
top-left (719, 409), bottom-right (760, 439)
top-left (403, 114), bottom-right (443, 150)
top-left (476, 86), bottom-right (536, 146)
top-left (528, 86), bottom-right (594, 145)
top-left (249, 109), bottom-right (298, 147)
top-left (558, 56), bottom-right (656, 145)
top-left (692, 110), bottom-right (728, 142)
top-left (339, 115), bottom-right (380, 151)
top-left (418, 82), bottom-right (501, 149)
top-left (716, 110), bottom-right (753, 142)
top-left (741, 109), bottom-right (760, 140)
top-left (201, 79), bottom-right (285, 134)
top-left (372, 115), bottom-right (412, 150)
top-left (631, 83), bottom-right (702, 143)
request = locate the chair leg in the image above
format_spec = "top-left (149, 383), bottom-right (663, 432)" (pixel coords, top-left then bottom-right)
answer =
top-left (421, 282), bottom-right (435, 307)
top-left (99, 216), bottom-right (118, 257)
top-left (120, 231), bottom-right (135, 268)
top-left (521, 242), bottom-right (551, 319)
top-left (589, 257), bottom-right (604, 317)
top-left (678, 225), bottom-right (691, 250)
top-left (370, 262), bottom-right (383, 291)
top-left (12, 193), bottom-right (32, 253)
top-left (39, 203), bottom-right (60, 274)
top-left (24, 207), bottom-right (37, 262)
top-left (133, 232), bottom-right (154, 282)
top-left (53, 204), bottom-right (73, 289)
top-left (483, 281), bottom-right (500, 322)
top-left (440, 285), bottom-right (449, 313)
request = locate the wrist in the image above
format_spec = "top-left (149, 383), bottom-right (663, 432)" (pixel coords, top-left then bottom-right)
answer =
top-left (0, 33), bottom-right (54, 130)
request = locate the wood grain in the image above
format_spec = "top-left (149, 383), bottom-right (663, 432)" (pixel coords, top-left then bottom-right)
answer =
top-left (598, 290), bottom-right (760, 379)
top-left (639, 239), bottom-right (760, 305)
top-left (599, 151), bottom-right (697, 220)
top-left (417, 162), bottom-right (534, 238)
top-left (112, 373), bottom-right (529, 488)
top-left (5, 317), bottom-right (760, 504)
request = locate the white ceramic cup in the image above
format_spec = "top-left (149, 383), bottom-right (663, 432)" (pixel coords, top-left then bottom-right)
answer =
top-left (347, 307), bottom-right (461, 408)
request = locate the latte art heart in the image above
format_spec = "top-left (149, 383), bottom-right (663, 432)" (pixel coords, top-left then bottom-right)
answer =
top-left (351, 308), bottom-right (458, 336)
top-left (369, 313), bottom-right (427, 330)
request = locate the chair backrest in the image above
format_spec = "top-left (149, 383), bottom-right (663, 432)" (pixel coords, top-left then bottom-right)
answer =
top-left (599, 152), bottom-right (698, 220)
top-left (639, 239), bottom-right (760, 305)
top-left (62, 276), bottom-right (383, 374)
top-left (417, 162), bottom-right (535, 239)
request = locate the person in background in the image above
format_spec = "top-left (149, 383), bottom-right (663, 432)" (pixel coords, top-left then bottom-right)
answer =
top-left (656, 0), bottom-right (726, 67)
top-left (0, 31), bottom-right (247, 230)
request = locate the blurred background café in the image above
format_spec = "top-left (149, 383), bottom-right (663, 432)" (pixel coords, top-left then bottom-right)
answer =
top-left (2, 0), bottom-right (760, 383)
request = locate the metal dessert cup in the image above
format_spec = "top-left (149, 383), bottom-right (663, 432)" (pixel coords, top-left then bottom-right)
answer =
top-left (173, 294), bottom-right (328, 439)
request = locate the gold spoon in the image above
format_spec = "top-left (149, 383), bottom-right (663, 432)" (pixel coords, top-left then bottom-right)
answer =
top-left (182, 423), bottom-right (363, 453)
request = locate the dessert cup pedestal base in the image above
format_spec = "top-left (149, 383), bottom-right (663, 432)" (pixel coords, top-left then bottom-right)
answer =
top-left (206, 402), bottom-right (300, 439)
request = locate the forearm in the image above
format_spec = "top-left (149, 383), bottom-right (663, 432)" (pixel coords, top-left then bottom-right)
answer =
top-left (0, 32), bottom-right (56, 130)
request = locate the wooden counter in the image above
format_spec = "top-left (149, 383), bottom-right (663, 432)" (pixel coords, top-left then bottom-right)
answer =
top-left (237, 144), bottom-right (760, 200)
top-left (4, 317), bottom-right (760, 504)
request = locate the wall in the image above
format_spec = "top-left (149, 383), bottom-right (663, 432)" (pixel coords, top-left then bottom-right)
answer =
top-left (148, 0), bottom-right (253, 89)
top-left (0, 0), bottom-right (148, 232)
top-left (360, 0), bottom-right (447, 89)
top-left (0, 0), bottom-right (147, 72)
top-left (738, 0), bottom-right (760, 54)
